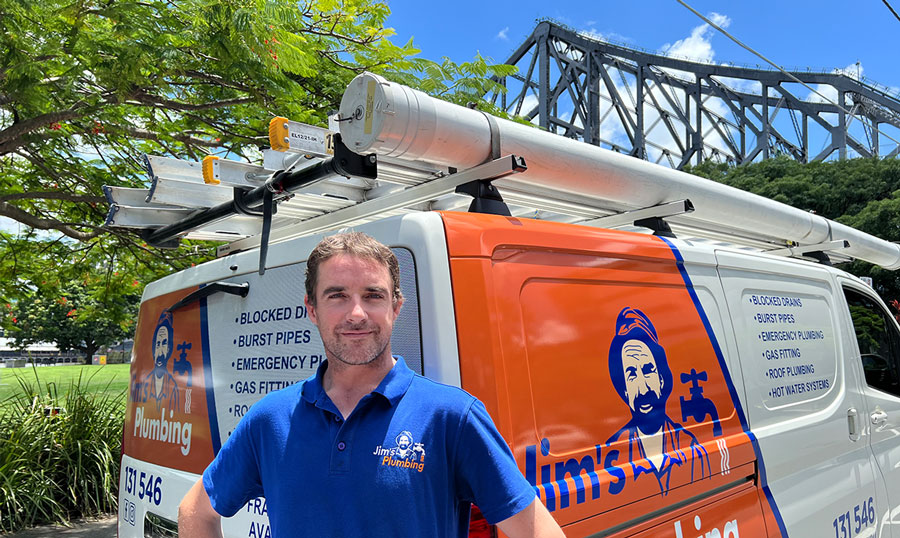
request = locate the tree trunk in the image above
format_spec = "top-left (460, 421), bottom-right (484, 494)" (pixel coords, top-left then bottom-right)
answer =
top-left (81, 342), bottom-right (99, 364)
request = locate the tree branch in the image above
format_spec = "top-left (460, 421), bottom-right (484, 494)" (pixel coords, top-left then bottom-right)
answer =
top-left (317, 50), bottom-right (368, 72)
top-left (181, 70), bottom-right (256, 93)
top-left (113, 125), bottom-right (220, 147)
top-left (0, 191), bottom-right (105, 204)
top-left (0, 201), bottom-right (102, 241)
top-left (131, 91), bottom-right (255, 112)
top-left (0, 108), bottom-right (87, 154)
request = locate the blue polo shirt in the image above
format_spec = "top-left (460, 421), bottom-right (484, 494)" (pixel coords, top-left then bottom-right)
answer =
top-left (203, 358), bottom-right (536, 537)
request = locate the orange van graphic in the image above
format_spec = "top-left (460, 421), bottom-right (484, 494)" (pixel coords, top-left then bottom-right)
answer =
top-left (125, 289), bottom-right (214, 473)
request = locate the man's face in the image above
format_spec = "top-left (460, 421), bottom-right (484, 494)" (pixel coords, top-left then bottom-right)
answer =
top-left (154, 325), bottom-right (170, 368)
top-left (621, 339), bottom-right (664, 415)
top-left (397, 434), bottom-right (411, 450)
top-left (306, 254), bottom-right (402, 367)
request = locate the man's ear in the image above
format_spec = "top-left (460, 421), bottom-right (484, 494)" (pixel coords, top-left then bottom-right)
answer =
top-left (392, 296), bottom-right (404, 317)
top-left (304, 295), bottom-right (317, 326)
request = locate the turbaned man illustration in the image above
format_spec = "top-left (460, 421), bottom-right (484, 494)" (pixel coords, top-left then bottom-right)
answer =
top-left (605, 307), bottom-right (711, 495)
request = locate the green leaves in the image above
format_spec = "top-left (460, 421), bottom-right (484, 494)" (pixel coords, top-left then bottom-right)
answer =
top-left (0, 0), bottom-right (424, 237)
top-left (404, 53), bottom-right (514, 105)
top-left (3, 271), bottom-right (140, 361)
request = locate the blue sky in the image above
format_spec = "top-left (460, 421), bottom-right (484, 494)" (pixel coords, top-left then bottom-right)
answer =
top-left (385, 0), bottom-right (899, 94)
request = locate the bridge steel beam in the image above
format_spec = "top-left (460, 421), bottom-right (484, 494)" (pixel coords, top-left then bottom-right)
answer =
top-left (491, 21), bottom-right (900, 168)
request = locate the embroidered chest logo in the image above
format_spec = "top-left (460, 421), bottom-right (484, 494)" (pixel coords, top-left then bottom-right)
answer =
top-left (373, 430), bottom-right (426, 472)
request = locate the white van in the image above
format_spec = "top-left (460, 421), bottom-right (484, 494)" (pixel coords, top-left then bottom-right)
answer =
top-left (110, 73), bottom-right (900, 538)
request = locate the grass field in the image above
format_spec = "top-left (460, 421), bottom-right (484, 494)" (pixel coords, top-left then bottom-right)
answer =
top-left (0, 363), bottom-right (131, 406)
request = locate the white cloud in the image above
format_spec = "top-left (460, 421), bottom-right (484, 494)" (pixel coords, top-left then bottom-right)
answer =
top-left (660, 12), bottom-right (731, 63)
top-left (496, 26), bottom-right (509, 41)
top-left (578, 28), bottom-right (605, 42)
top-left (807, 62), bottom-right (863, 104)
top-left (517, 94), bottom-right (539, 119)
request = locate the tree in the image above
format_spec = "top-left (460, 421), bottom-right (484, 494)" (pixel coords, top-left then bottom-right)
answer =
top-left (1, 0), bottom-right (420, 256)
top-left (0, 235), bottom-right (154, 361)
top-left (6, 281), bottom-right (137, 363)
top-left (0, 0), bottom-right (512, 246)
top-left (0, 0), bottom-right (515, 351)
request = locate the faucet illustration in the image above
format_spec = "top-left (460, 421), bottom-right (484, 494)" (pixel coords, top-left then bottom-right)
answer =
top-left (173, 341), bottom-right (193, 387)
top-left (679, 369), bottom-right (721, 436)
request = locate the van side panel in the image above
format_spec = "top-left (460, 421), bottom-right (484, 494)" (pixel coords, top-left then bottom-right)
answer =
top-left (443, 213), bottom-right (771, 535)
top-left (717, 251), bottom-right (881, 538)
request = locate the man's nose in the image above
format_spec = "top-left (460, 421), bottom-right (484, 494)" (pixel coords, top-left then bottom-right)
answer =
top-left (638, 377), bottom-right (652, 393)
top-left (346, 297), bottom-right (367, 321)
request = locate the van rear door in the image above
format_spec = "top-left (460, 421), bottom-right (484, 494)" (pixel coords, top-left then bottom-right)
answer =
top-left (120, 213), bottom-right (445, 538)
top-left (717, 251), bottom-right (881, 537)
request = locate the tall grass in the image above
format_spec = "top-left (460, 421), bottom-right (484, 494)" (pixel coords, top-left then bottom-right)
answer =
top-left (0, 368), bottom-right (125, 533)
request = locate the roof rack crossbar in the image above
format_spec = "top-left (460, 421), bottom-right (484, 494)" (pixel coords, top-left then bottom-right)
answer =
top-left (766, 240), bottom-right (851, 258)
top-left (582, 200), bottom-right (695, 229)
top-left (217, 154), bottom-right (527, 256)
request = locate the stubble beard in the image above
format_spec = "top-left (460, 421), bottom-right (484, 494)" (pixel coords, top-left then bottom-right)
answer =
top-left (323, 323), bottom-right (391, 367)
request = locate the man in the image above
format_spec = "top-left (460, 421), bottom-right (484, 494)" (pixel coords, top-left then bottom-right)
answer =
top-left (141, 311), bottom-right (180, 412)
top-left (179, 232), bottom-right (563, 537)
top-left (605, 307), bottom-right (710, 495)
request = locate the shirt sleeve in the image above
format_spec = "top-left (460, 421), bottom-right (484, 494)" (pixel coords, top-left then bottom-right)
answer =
top-left (454, 399), bottom-right (538, 525)
top-left (202, 407), bottom-right (265, 517)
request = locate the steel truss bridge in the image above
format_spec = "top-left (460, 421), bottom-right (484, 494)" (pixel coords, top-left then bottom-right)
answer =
top-left (489, 21), bottom-right (900, 169)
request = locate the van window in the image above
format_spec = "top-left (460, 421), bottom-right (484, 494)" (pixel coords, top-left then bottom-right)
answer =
top-left (843, 288), bottom-right (900, 397)
top-left (390, 248), bottom-right (423, 374)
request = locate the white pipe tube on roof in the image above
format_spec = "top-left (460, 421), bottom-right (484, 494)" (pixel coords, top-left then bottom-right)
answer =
top-left (339, 72), bottom-right (900, 270)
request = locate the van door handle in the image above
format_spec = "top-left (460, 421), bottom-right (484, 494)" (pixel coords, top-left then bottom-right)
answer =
top-left (871, 410), bottom-right (888, 425)
top-left (848, 408), bottom-right (861, 441)
top-left (166, 281), bottom-right (250, 313)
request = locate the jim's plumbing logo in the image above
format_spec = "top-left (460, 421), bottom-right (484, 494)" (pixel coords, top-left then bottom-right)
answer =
top-left (130, 311), bottom-right (194, 455)
top-left (373, 430), bottom-right (426, 472)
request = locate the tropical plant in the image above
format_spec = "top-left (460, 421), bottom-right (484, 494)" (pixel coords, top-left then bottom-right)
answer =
top-left (0, 369), bottom-right (125, 532)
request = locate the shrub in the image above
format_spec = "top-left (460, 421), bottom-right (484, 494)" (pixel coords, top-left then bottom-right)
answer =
top-left (0, 370), bottom-right (125, 533)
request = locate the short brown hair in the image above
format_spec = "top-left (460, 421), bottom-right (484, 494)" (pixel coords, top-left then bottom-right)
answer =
top-left (305, 232), bottom-right (402, 306)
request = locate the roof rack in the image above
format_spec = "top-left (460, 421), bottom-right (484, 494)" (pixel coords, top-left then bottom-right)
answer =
top-left (103, 73), bottom-right (900, 273)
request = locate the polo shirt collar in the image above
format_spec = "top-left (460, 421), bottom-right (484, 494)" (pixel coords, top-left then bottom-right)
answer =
top-left (300, 357), bottom-right (414, 408)
top-left (371, 357), bottom-right (414, 405)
